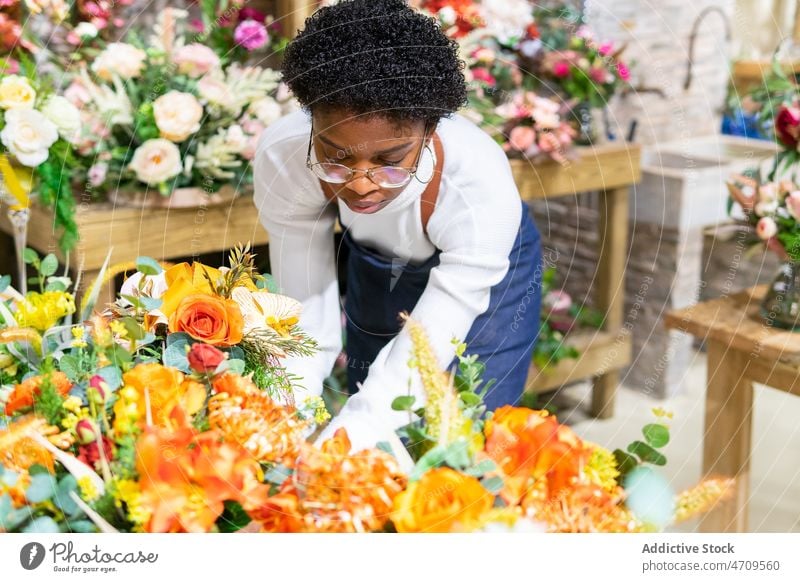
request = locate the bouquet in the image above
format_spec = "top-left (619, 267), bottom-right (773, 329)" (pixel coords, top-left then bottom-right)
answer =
top-left (0, 251), bottom-right (732, 532)
top-left (0, 63), bottom-right (81, 250)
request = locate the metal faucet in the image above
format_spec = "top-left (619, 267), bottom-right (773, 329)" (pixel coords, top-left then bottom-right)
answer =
top-left (683, 5), bottom-right (732, 91)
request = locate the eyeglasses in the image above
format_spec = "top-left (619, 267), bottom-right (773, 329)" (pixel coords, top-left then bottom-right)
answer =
top-left (305, 121), bottom-right (432, 188)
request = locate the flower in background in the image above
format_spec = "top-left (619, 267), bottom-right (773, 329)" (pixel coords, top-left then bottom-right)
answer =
top-left (0, 14), bottom-right (22, 53)
top-left (392, 467), bottom-right (493, 532)
top-left (24, 0), bottom-right (69, 22)
top-left (234, 19), bottom-right (269, 51)
top-left (0, 75), bottom-right (36, 110)
top-left (41, 96), bottom-right (81, 140)
top-left (756, 216), bottom-right (778, 240)
top-left (249, 96), bottom-right (282, 126)
top-left (508, 125), bottom-right (536, 152)
top-left (775, 104), bottom-right (800, 150)
top-left (168, 294), bottom-right (244, 347)
top-left (552, 60), bottom-right (571, 78)
top-left (127, 138), bottom-right (182, 185)
top-left (616, 61), bottom-right (631, 82)
top-left (0, 109), bottom-right (59, 166)
top-left (172, 43), bottom-right (221, 78)
top-left (153, 91), bottom-right (203, 143)
top-left (91, 43), bottom-right (147, 81)
top-left (478, 0), bottom-right (534, 43)
top-left (197, 75), bottom-right (236, 112)
top-left (87, 162), bottom-right (108, 187)
top-left (786, 190), bottom-right (800, 221)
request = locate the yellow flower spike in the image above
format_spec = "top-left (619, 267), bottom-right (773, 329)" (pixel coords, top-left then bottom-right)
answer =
top-left (402, 315), bottom-right (465, 447)
top-left (673, 478), bottom-right (735, 524)
top-left (0, 327), bottom-right (42, 355)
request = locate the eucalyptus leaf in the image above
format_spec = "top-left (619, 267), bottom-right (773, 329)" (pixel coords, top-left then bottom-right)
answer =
top-left (66, 520), bottom-right (97, 533)
top-left (23, 248), bottom-right (38, 264)
top-left (391, 395), bottom-right (416, 411)
top-left (0, 274), bottom-right (10, 293)
top-left (464, 458), bottom-right (498, 477)
top-left (481, 476), bottom-right (504, 494)
top-left (410, 446), bottom-right (448, 481)
top-left (96, 366), bottom-right (122, 391)
top-left (40, 254), bottom-right (58, 277)
top-left (135, 256), bottom-right (163, 276)
top-left (613, 449), bottom-right (639, 476)
top-left (627, 440), bottom-right (667, 466)
top-left (642, 423), bottom-right (670, 449)
top-left (54, 475), bottom-right (81, 517)
top-left (25, 472), bottom-right (57, 503)
top-left (59, 354), bottom-right (81, 382)
top-left (23, 516), bottom-right (60, 533)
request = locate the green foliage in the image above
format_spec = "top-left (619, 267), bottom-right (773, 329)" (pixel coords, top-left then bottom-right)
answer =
top-left (217, 500), bottom-right (252, 533)
top-left (34, 141), bottom-right (79, 252)
top-left (32, 373), bottom-right (67, 425)
top-left (613, 416), bottom-right (671, 478)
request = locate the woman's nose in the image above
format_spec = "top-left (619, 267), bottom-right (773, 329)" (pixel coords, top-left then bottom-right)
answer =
top-left (346, 171), bottom-right (379, 196)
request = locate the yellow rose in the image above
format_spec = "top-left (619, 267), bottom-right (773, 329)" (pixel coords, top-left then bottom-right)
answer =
top-left (392, 468), bottom-right (493, 532)
top-left (0, 75), bottom-right (36, 110)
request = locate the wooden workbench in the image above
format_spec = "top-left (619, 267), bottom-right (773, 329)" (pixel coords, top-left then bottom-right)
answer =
top-left (665, 286), bottom-right (800, 532)
top-left (513, 142), bottom-right (641, 418)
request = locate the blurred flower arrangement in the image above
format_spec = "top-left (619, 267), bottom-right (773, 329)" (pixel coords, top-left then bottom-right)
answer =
top-left (1, 259), bottom-right (731, 532)
top-left (0, 3), bottom-right (291, 253)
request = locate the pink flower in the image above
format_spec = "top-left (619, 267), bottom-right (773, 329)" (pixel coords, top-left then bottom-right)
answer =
top-left (471, 67), bottom-right (496, 87)
top-left (238, 7), bottom-right (266, 23)
top-left (589, 67), bottom-right (608, 84)
top-left (786, 191), bottom-right (800, 221)
top-left (598, 42), bottom-right (614, 56)
top-left (0, 58), bottom-right (18, 75)
top-left (756, 217), bottom-right (778, 240)
top-left (616, 61), bottom-right (631, 82)
top-left (775, 105), bottom-right (800, 149)
top-left (552, 61), bottom-right (571, 78)
top-left (189, 18), bottom-right (205, 33)
top-left (544, 290), bottom-right (572, 313)
top-left (88, 163), bottom-right (108, 187)
top-left (508, 126), bottom-right (536, 152)
top-left (173, 43), bottom-right (221, 78)
top-left (234, 19), bottom-right (269, 51)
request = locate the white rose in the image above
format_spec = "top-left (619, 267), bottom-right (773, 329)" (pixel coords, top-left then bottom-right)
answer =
top-left (755, 200), bottom-right (779, 217)
top-left (197, 75), bottom-right (236, 112)
top-left (74, 22), bottom-right (99, 39)
top-left (0, 109), bottom-right (59, 167)
top-left (153, 91), bottom-right (203, 142)
top-left (224, 124), bottom-right (248, 153)
top-left (41, 96), bottom-right (81, 140)
top-left (249, 97), bottom-right (282, 126)
top-left (128, 138), bottom-right (182, 185)
top-left (92, 43), bottom-right (147, 81)
top-left (0, 75), bottom-right (36, 110)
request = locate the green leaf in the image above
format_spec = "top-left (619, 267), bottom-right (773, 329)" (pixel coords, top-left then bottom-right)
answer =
top-left (481, 476), bottom-right (504, 494)
top-left (121, 317), bottom-right (146, 341)
top-left (135, 256), bottom-right (163, 276)
top-left (376, 441), bottom-right (394, 456)
top-left (54, 475), bottom-right (81, 517)
top-left (40, 254), bottom-right (58, 277)
top-left (215, 358), bottom-right (245, 376)
top-left (258, 273), bottom-right (280, 293)
top-left (23, 516), bottom-right (60, 533)
top-left (58, 354), bottom-right (81, 382)
top-left (0, 274), bottom-right (10, 293)
top-left (45, 276), bottom-right (70, 292)
top-left (163, 333), bottom-right (192, 373)
top-left (96, 366), bottom-right (123, 391)
top-left (464, 458), bottom-right (498, 477)
top-left (613, 449), bottom-right (639, 476)
top-left (627, 441), bottom-right (667, 466)
top-left (139, 296), bottom-right (163, 311)
top-left (443, 441), bottom-right (471, 469)
top-left (217, 500), bottom-right (252, 533)
top-left (459, 392), bottom-right (481, 407)
top-left (66, 520), bottom-right (96, 533)
top-left (391, 395), bottom-right (416, 411)
top-left (263, 465), bottom-right (290, 485)
top-left (410, 446), bottom-right (448, 481)
top-left (25, 472), bottom-right (56, 503)
top-left (23, 248), bottom-right (38, 264)
top-left (642, 423), bottom-right (670, 449)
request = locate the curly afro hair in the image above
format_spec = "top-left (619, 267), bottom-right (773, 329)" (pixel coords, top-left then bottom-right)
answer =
top-left (282, 0), bottom-right (467, 124)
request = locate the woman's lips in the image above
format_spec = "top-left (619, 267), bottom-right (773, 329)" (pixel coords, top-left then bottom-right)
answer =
top-left (346, 199), bottom-right (387, 214)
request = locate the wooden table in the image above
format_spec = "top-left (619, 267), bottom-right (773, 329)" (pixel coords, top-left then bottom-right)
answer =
top-left (0, 195), bottom-right (269, 306)
top-left (665, 286), bottom-right (800, 532)
top-left (513, 142), bottom-right (641, 418)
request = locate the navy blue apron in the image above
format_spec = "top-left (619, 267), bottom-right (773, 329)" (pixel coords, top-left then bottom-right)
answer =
top-left (341, 200), bottom-right (542, 411)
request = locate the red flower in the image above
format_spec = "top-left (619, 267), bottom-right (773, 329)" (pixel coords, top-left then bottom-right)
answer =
top-left (187, 343), bottom-right (227, 373)
top-left (77, 435), bottom-right (115, 472)
top-left (775, 105), bottom-right (800, 149)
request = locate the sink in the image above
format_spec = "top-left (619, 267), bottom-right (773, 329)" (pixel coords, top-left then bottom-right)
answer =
top-left (634, 135), bottom-right (779, 231)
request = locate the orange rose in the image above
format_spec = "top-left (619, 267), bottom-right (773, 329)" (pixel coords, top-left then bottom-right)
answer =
top-left (168, 293), bottom-right (244, 346)
top-left (391, 467), bottom-right (493, 532)
top-left (117, 363), bottom-right (207, 429)
top-left (211, 372), bottom-right (258, 397)
top-left (160, 262), bottom-right (257, 318)
top-left (5, 371), bottom-right (72, 415)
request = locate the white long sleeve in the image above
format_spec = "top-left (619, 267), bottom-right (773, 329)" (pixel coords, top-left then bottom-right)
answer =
top-left (253, 111), bottom-right (522, 449)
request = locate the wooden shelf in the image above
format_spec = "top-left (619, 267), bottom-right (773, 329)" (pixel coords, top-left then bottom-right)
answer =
top-left (526, 329), bottom-right (633, 394)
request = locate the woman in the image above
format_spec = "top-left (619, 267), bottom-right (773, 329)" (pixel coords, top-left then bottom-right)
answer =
top-left (254, 0), bottom-right (542, 448)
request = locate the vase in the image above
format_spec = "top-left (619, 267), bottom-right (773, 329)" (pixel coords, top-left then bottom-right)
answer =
top-left (110, 184), bottom-right (242, 209)
top-left (760, 261), bottom-right (800, 330)
top-left (572, 101), bottom-right (606, 146)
